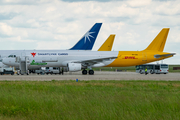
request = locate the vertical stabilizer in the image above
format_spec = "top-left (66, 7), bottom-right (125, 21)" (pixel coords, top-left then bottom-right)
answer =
top-left (98, 34), bottom-right (115, 51)
top-left (144, 28), bottom-right (169, 52)
top-left (70, 23), bottom-right (102, 50)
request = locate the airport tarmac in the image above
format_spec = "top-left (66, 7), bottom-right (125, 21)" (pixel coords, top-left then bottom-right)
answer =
top-left (0, 71), bottom-right (180, 81)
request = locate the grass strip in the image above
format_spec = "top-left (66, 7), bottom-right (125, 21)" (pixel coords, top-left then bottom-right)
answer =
top-left (0, 80), bottom-right (180, 120)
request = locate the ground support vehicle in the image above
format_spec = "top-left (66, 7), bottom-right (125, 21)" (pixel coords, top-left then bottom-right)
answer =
top-left (45, 67), bottom-right (60, 75)
top-left (35, 69), bottom-right (46, 75)
top-left (17, 70), bottom-right (29, 75)
top-left (0, 67), bottom-right (15, 75)
top-left (136, 64), bottom-right (169, 74)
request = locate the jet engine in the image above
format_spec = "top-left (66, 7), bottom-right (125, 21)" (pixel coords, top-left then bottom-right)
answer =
top-left (68, 63), bottom-right (81, 72)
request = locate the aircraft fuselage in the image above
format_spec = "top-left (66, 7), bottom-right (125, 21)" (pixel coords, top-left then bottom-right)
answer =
top-left (2, 50), bottom-right (172, 68)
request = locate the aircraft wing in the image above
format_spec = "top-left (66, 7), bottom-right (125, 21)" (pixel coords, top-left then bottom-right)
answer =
top-left (74, 57), bottom-right (117, 66)
top-left (154, 53), bottom-right (176, 58)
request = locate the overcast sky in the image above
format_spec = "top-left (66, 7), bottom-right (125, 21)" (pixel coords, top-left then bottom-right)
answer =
top-left (0, 0), bottom-right (179, 64)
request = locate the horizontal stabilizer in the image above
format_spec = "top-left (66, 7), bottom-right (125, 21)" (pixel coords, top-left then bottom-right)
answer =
top-left (154, 53), bottom-right (176, 58)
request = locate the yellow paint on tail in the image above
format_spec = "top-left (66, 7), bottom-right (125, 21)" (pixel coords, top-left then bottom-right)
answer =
top-left (106, 28), bottom-right (175, 67)
top-left (144, 28), bottom-right (169, 52)
top-left (98, 35), bottom-right (115, 51)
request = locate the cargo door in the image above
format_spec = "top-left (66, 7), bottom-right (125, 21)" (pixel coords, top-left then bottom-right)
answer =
top-left (142, 52), bottom-right (147, 61)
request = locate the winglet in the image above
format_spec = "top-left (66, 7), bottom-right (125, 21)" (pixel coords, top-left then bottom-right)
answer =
top-left (70, 23), bottom-right (102, 50)
top-left (98, 34), bottom-right (115, 51)
top-left (144, 28), bottom-right (169, 52)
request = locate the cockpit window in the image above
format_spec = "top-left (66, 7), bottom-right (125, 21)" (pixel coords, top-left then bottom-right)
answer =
top-left (0, 59), bottom-right (2, 62)
top-left (8, 55), bottom-right (16, 58)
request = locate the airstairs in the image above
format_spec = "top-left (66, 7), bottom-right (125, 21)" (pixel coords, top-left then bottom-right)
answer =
top-left (16, 56), bottom-right (29, 75)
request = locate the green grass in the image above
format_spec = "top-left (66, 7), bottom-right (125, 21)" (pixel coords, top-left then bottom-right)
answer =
top-left (0, 80), bottom-right (180, 120)
top-left (169, 65), bottom-right (180, 72)
top-left (93, 66), bottom-right (136, 72)
top-left (93, 65), bottom-right (180, 73)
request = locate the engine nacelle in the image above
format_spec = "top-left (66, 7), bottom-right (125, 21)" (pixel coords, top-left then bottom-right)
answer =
top-left (68, 63), bottom-right (81, 72)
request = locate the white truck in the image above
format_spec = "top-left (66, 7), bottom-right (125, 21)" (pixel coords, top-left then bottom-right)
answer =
top-left (35, 67), bottom-right (68, 75)
top-left (45, 67), bottom-right (60, 75)
top-left (0, 61), bottom-right (15, 75)
top-left (35, 67), bottom-right (46, 75)
top-left (0, 67), bottom-right (15, 75)
top-left (35, 69), bottom-right (46, 75)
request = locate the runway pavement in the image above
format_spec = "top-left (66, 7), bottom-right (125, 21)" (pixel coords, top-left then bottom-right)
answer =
top-left (0, 71), bottom-right (180, 81)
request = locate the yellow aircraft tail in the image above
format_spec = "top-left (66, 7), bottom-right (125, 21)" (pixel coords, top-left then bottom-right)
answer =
top-left (98, 34), bottom-right (115, 51)
top-left (144, 28), bottom-right (169, 52)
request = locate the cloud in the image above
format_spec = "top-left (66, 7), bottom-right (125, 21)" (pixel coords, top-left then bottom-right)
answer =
top-left (0, 13), bottom-right (18, 20)
top-left (36, 41), bottom-right (71, 50)
top-left (0, 0), bottom-right (52, 5)
top-left (154, 1), bottom-right (180, 15)
top-left (0, 22), bottom-right (12, 37)
top-left (0, 0), bottom-right (179, 63)
top-left (9, 36), bottom-right (35, 43)
top-left (26, 19), bottom-right (40, 28)
top-left (127, 0), bottom-right (152, 7)
top-left (61, 0), bottom-right (123, 2)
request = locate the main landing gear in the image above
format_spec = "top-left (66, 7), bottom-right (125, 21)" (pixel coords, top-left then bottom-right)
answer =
top-left (89, 70), bottom-right (94, 75)
top-left (82, 69), bottom-right (94, 75)
top-left (82, 69), bottom-right (87, 75)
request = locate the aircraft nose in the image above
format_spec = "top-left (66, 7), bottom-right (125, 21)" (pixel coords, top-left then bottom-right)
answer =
top-left (2, 58), bottom-right (13, 66)
top-left (0, 62), bottom-right (3, 67)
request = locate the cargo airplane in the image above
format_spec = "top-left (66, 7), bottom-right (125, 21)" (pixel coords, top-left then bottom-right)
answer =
top-left (0, 23), bottom-right (103, 73)
top-left (2, 28), bottom-right (175, 75)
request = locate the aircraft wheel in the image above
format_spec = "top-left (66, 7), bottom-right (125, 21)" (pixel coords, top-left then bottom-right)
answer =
top-left (11, 72), bottom-right (14, 75)
top-left (140, 70), bottom-right (143, 74)
top-left (82, 70), bottom-right (87, 75)
top-left (150, 70), bottom-right (154, 74)
top-left (89, 70), bottom-right (94, 75)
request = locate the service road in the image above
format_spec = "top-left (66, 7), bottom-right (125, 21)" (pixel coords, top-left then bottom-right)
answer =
top-left (0, 71), bottom-right (180, 81)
